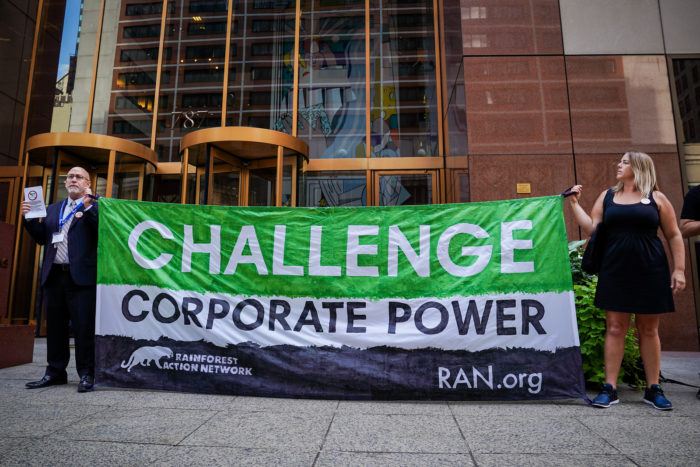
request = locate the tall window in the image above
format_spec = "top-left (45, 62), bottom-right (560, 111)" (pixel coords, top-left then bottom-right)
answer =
top-left (674, 59), bottom-right (700, 143)
top-left (298, 1), bottom-right (366, 158)
top-left (105, 0), bottom-right (441, 161)
top-left (369, 0), bottom-right (438, 158)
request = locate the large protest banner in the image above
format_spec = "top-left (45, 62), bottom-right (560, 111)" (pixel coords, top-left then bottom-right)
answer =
top-left (95, 196), bottom-right (585, 400)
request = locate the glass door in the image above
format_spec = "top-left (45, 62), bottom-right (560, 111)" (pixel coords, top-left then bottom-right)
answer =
top-left (247, 159), bottom-right (295, 207)
top-left (197, 163), bottom-right (241, 206)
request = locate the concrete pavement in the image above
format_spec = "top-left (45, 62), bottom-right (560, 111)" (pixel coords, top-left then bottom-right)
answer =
top-left (1, 339), bottom-right (699, 466)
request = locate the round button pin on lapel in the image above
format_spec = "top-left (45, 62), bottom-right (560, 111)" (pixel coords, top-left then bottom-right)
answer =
top-left (75, 211), bottom-right (84, 218)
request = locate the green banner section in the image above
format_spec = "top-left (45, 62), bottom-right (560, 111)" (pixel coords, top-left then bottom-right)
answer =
top-left (97, 197), bottom-right (572, 299)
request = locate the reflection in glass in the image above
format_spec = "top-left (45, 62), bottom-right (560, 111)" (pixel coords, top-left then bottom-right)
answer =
top-left (370, 1), bottom-right (438, 158)
top-left (298, 1), bottom-right (366, 158)
top-left (673, 59), bottom-right (700, 144)
top-left (95, 176), bottom-right (108, 199)
top-left (282, 164), bottom-right (292, 206)
top-left (99, 1), bottom-right (176, 141)
top-left (198, 167), bottom-right (241, 206)
top-left (248, 167), bottom-right (276, 206)
top-left (446, 64), bottom-right (467, 156)
top-left (111, 172), bottom-right (141, 200)
top-left (212, 170), bottom-right (240, 206)
top-left (51, 0), bottom-right (82, 133)
top-left (50, 175), bottom-right (69, 204)
top-left (154, 0), bottom-right (233, 161)
top-left (379, 174), bottom-right (431, 206)
top-left (304, 171), bottom-right (366, 207)
top-left (146, 174), bottom-right (184, 203)
top-left (235, 1), bottom-right (296, 130)
top-left (113, 156), bottom-right (148, 200)
top-left (454, 171), bottom-right (470, 203)
top-left (80, 0), bottom-right (443, 166)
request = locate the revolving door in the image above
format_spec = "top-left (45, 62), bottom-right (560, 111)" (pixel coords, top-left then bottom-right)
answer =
top-left (179, 127), bottom-right (309, 207)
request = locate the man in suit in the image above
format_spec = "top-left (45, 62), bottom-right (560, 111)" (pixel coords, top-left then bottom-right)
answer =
top-left (22, 166), bottom-right (99, 392)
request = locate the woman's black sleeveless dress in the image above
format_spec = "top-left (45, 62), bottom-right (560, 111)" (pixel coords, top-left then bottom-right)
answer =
top-left (594, 189), bottom-right (675, 314)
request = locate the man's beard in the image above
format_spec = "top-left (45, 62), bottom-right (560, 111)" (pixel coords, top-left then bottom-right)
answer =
top-left (67, 186), bottom-right (83, 197)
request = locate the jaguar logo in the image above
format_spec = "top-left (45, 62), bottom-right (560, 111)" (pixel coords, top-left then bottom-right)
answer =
top-left (120, 346), bottom-right (174, 372)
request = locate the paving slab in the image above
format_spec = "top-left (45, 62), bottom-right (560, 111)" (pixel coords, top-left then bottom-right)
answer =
top-left (15, 384), bottom-right (231, 409)
top-left (223, 395), bottom-right (339, 414)
top-left (92, 387), bottom-right (233, 410)
top-left (472, 453), bottom-right (637, 466)
top-left (323, 413), bottom-right (468, 453)
top-left (0, 402), bottom-right (109, 438)
top-left (448, 400), bottom-right (585, 417)
top-left (180, 411), bottom-right (333, 450)
top-left (337, 400), bottom-right (452, 415)
top-left (0, 364), bottom-right (56, 381)
top-left (49, 407), bottom-right (216, 445)
top-left (659, 351), bottom-right (700, 384)
top-left (0, 378), bottom-right (49, 400)
top-left (20, 384), bottom-right (118, 406)
top-left (316, 451), bottom-right (475, 466)
top-left (577, 415), bottom-right (700, 457)
top-left (151, 446), bottom-right (316, 466)
top-left (627, 453), bottom-right (700, 467)
top-left (453, 414), bottom-right (620, 455)
top-left (0, 437), bottom-right (171, 466)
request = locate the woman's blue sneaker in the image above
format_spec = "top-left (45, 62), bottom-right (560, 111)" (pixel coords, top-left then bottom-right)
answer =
top-left (592, 383), bottom-right (619, 408)
top-left (643, 384), bottom-right (672, 410)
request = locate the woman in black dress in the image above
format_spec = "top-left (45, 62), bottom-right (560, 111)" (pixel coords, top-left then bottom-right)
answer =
top-left (568, 151), bottom-right (685, 410)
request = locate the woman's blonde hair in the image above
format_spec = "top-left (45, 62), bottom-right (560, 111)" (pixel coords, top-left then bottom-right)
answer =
top-left (613, 151), bottom-right (658, 198)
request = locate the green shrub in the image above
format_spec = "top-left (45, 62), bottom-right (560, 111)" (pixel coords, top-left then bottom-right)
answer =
top-left (568, 242), bottom-right (644, 388)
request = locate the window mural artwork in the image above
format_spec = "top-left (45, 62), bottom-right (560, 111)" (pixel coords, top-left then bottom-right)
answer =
top-left (294, 9), bottom-right (367, 159)
top-left (305, 172), bottom-right (367, 207)
top-left (97, 0), bottom-right (440, 205)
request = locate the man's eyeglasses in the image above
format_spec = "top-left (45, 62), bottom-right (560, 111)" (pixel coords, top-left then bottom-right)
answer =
top-left (66, 174), bottom-right (86, 180)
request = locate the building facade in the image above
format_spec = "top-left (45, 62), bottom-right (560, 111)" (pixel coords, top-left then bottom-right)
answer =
top-left (1, 0), bottom-right (700, 350)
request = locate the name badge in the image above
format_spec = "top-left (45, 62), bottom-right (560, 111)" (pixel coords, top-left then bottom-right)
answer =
top-left (52, 232), bottom-right (64, 244)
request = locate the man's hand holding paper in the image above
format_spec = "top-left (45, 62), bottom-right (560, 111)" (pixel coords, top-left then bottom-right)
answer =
top-left (23, 186), bottom-right (47, 219)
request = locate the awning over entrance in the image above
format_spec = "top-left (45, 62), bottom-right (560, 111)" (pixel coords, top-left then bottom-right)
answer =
top-left (24, 132), bottom-right (158, 200)
top-left (179, 126), bottom-right (309, 207)
top-left (25, 132), bottom-right (158, 166)
top-left (180, 126), bottom-right (308, 164)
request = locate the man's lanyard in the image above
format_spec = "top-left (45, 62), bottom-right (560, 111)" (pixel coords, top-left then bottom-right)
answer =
top-left (58, 199), bottom-right (83, 231)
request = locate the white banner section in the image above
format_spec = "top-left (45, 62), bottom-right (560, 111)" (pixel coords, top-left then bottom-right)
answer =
top-left (98, 284), bottom-right (579, 352)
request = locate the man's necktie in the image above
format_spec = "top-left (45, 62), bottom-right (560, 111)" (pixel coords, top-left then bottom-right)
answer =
top-left (54, 200), bottom-right (75, 264)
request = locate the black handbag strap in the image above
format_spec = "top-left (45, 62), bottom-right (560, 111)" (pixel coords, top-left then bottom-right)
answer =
top-left (600, 188), bottom-right (613, 222)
